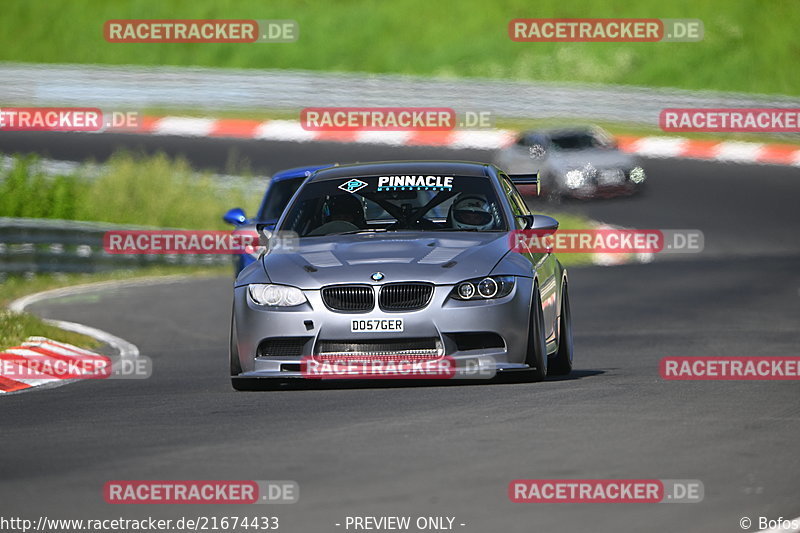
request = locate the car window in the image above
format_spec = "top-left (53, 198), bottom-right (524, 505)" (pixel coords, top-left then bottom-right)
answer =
top-left (280, 175), bottom-right (508, 237)
top-left (550, 132), bottom-right (610, 150)
top-left (257, 177), bottom-right (306, 221)
top-left (516, 133), bottom-right (547, 148)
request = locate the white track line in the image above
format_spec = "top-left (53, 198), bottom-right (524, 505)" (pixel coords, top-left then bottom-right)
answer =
top-left (153, 117), bottom-right (216, 137)
top-left (8, 275), bottom-right (192, 313)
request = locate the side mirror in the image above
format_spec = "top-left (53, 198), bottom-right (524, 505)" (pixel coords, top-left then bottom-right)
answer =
top-left (531, 214), bottom-right (559, 231)
top-left (255, 223), bottom-right (273, 247)
top-left (515, 214), bottom-right (535, 229)
top-left (223, 207), bottom-right (247, 226)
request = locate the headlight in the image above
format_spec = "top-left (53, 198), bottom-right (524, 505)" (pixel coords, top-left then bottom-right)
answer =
top-left (248, 284), bottom-right (307, 307)
top-left (451, 276), bottom-right (515, 301)
top-left (564, 169), bottom-right (586, 189)
top-left (457, 282), bottom-right (475, 299)
top-left (629, 166), bottom-right (646, 184)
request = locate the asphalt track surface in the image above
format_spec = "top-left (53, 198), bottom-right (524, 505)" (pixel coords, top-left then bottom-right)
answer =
top-left (1, 132), bottom-right (799, 533)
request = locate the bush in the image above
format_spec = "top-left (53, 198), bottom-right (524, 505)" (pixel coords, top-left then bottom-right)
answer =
top-left (0, 153), bottom-right (258, 229)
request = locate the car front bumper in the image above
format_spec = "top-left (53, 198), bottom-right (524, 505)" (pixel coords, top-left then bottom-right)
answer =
top-left (232, 277), bottom-right (535, 380)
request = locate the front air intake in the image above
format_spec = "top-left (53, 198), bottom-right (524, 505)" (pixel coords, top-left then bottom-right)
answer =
top-left (379, 283), bottom-right (434, 311)
top-left (321, 285), bottom-right (375, 312)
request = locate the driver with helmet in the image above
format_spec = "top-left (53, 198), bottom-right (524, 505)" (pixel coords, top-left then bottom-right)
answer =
top-left (447, 195), bottom-right (496, 231)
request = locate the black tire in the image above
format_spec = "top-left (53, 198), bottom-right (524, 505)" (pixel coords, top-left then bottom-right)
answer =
top-left (230, 313), bottom-right (243, 378)
top-left (230, 314), bottom-right (265, 391)
top-left (524, 285), bottom-right (548, 381)
top-left (549, 282), bottom-right (574, 376)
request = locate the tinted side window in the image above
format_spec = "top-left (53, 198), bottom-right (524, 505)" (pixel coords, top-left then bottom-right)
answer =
top-left (516, 134), bottom-right (547, 148)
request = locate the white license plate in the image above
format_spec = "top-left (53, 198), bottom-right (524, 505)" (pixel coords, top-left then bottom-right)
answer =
top-left (598, 170), bottom-right (624, 185)
top-left (351, 318), bottom-right (404, 333)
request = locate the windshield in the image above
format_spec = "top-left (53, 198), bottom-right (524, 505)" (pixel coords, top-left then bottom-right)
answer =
top-left (257, 177), bottom-right (306, 221)
top-left (279, 175), bottom-right (508, 237)
top-left (550, 132), bottom-right (609, 151)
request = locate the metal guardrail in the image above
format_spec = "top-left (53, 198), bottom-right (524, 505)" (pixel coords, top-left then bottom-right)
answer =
top-left (2, 62), bottom-right (799, 136)
top-left (0, 217), bottom-right (231, 275)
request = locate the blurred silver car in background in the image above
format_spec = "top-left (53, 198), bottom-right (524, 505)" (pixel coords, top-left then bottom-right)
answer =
top-left (494, 126), bottom-right (646, 199)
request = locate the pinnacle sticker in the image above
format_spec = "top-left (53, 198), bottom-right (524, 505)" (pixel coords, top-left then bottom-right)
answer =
top-left (338, 178), bottom-right (368, 193)
top-left (377, 175), bottom-right (454, 191)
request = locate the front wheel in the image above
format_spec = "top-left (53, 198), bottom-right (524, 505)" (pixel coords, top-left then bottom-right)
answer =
top-left (549, 282), bottom-right (574, 375)
top-left (230, 313), bottom-right (243, 377)
top-left (524, 286), bottom-right (548, 381)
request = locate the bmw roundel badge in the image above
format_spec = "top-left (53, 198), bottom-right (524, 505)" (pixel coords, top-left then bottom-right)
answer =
top-left (371, 272), bottom-right (385, 282)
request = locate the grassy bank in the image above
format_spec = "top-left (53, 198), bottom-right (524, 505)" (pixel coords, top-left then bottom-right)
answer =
top-left (0, 0), bottom-right (796, 96)
top-left (0, 152), bottom-right (259, 228)
top-left (0, 152), bottom-right (254, 349)
top-left (0, 309), bottom-right (101, 351)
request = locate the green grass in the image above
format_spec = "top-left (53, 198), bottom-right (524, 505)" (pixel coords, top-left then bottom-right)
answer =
top-left (0, 152), bottom-right (260, 228)
top-left (0, 151), bottom-right (253, 351)
top-left (533, 211), bottom-right (597, 267)
top-left (0, 0), bottom-right (797, 96)
top-left (0, 309), bottom-right (101, 351)
top-left (0, 151), bottom-right (257, 350)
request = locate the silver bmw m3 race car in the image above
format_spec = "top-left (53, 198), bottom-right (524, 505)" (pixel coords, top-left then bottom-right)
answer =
top-left (230, 161), bottom-right (573, 390)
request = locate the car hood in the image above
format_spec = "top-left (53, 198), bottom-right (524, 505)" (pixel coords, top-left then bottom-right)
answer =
top-left (261, 232), bottom-right (511, 289)
top-left (548, 149), bottom-right (637, 172)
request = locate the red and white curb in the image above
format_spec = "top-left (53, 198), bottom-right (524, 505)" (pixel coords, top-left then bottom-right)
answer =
top-left (616, 135), bottom-right (800, 166)
top-left (104, 116), bottom-right (800, 166)
top-left (0, 337), bottom-right (109, 394)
